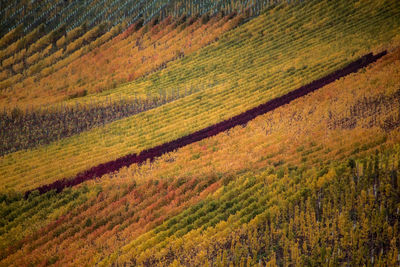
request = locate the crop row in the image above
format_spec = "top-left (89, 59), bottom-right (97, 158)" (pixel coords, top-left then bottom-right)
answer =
top-left (1, 44), bottom-right (400, 265)
top-left (0, 13), bottom-right (238, 109)
top-left (4, 105), bottom-right (399, 265)
top-left (7, 0), bottom-right (275, 37)
top-left (0, 185), bottom-right (93, 261)
top-left (94, 46), bottom-right (400, 217)
top-left (67, 0), bottom-right (400, 107)
top-left (1, 172), bottom-right (223, 266)
top-left (23, 51), bottom-right (386, 197)
top-left (116, 147), bottom-right (400, 266)
top-left (1, 0), bottom-right (127, 36)
top-left (0, 22), bottom-right (118, 88)
top-left (0, 88), bottom-right (200, 157)
top-left (0, 11), bottom-right (297, 156)
top-left (111, 49), bottom-right (400, 265)
top-left (0, 0), bottom-right (277, 56)
top-left (0, 13), bottom-right (239, 153)
top-left (1, 0), bottom-right (399, 193)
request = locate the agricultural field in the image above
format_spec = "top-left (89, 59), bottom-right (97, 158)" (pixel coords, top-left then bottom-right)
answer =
top-left (1, 0), bottom-right (400, 266)
top-left (1, 41), bottom-right (400, 266)
top-left (0, 13), bottom-right (242, 109)
top-left (1, 0), bottom-right (400, 193)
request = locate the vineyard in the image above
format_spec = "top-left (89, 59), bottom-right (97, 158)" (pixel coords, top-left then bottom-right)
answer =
top-left (1, 0), bottom-right (400, 266)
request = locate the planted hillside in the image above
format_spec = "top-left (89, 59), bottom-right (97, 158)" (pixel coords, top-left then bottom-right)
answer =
top-left (0, 12), bottom-right (241, 109)
top-left (0, 13), bottom-right (243, 156)
top-left (0, 22), bottom-right (119, 91)
top-left (0, 0), bottom-right (271, 38)
top-left (1, 0), bottom-right (400, 266)
top-left (1, 42), bottom-right (399, 266)
top-left (0, 87), bottom-right (195, 157)
top-left (1, 0), bottom-right (400, 193)
top-left (118, 149), bottom-right (400, 266)
top-left (0, 0), bottom-right (272, 97)
top-left (24, 51), bottom-right (386, 196)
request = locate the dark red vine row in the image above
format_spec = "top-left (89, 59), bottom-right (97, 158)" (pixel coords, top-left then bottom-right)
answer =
top-left (24, 51), bottom-right (387, 198)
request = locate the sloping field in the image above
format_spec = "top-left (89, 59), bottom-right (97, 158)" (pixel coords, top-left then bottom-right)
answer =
top-left (24, 50), bottom-right (386, 197)
top-left (0, 0), bottom-right (267, 38)
top-left (0, 14), bottom-right (241, 109)
top-left (1, 0), bottom-right (399, 193)
top-left (1, 44), bottom-right (399, 266)
top-left (0, 0), bottom-right (271, 108)
top-left (0, 14), bottom-right (242, 156)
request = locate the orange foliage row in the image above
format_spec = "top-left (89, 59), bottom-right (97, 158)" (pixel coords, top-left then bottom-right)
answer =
top-left (0, 13), bottom-right (243, 110)
top-left (4, 176), bottom-right (222, 266)
top-left (2, 42), bottom-right (400, 267)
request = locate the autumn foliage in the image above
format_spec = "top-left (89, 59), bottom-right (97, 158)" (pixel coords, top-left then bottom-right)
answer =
top-left (1, 0), bottom-right (400, 266)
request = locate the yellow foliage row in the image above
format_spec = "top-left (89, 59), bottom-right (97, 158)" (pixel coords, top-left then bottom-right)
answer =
top-left (0, 14), bottom-right (239, 108)
top-left (0, 24), bottom-right (118, 91)
top-left (1, 0), bottom-right (399, 193)
top-left (3, 35), bottom-right (400, 267)
top-left (112, 47), bottom-right (400, 267)
top-left (0, 24), bottom-right (44, 62)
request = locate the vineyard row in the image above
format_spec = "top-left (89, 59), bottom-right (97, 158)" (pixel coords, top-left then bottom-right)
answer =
top-left (24, 51), bottom-right (386, 197)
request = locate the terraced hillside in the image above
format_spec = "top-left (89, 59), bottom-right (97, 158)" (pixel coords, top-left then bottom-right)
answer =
top-left (1, 0), bottom-right (400, 266)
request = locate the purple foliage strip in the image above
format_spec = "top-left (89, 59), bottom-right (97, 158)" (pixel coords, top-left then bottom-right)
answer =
top-left (24, 51), bottom-right (387, 198)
